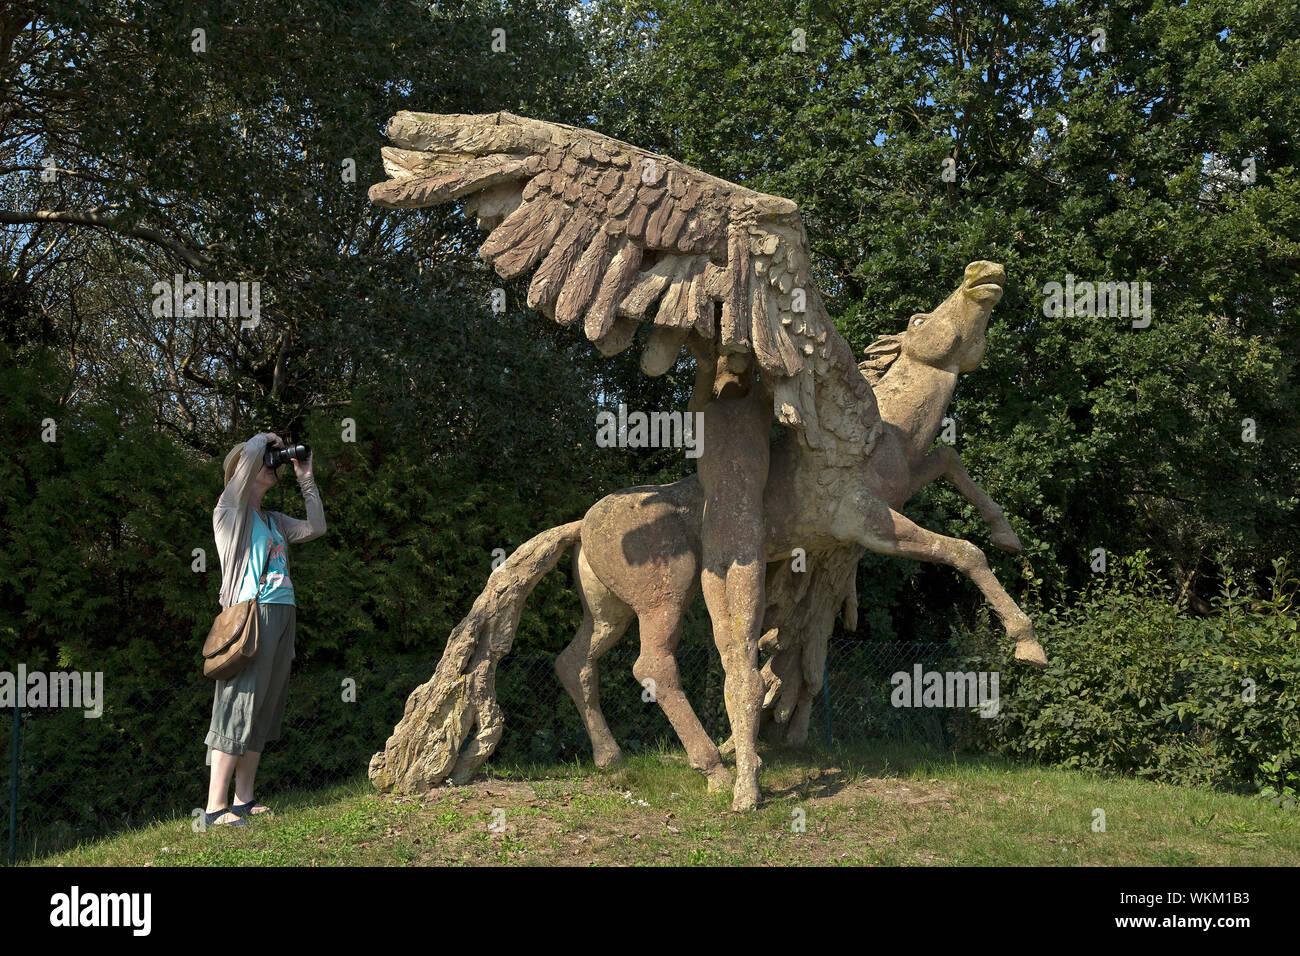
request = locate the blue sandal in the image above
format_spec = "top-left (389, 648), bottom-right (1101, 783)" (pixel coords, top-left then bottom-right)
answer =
top-left (204, 808), bottom-right (248, 828)
top-left (233, 800), bottom-right (274, 821)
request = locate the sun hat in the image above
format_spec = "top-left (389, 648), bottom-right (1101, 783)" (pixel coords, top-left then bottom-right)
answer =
top-left (222, 442), bottom-right (245, 485)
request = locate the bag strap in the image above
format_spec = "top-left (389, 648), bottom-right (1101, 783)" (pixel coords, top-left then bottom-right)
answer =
top-left (252, 511), bottom-right (273, 593)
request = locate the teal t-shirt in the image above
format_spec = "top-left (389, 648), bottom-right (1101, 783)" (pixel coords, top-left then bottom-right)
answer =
top-left (236, 511), bottom-right (295, 606)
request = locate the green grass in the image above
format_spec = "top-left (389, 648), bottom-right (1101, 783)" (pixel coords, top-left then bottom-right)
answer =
top-left (25, 743), bottom-right (1300, 866)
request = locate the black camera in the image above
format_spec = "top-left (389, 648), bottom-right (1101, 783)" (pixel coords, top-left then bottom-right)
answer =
top-left (264, 442), bottom-right (311, 469)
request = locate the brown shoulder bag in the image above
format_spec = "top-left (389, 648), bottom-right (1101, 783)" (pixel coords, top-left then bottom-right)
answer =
top-left (202, 558), bottom-right (270, 681)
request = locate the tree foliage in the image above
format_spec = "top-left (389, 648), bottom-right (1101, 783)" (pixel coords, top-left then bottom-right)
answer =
top-left (1, 0), bottom-right (1296, 673)
top-left (578, 0), bottom-right (1299, 621)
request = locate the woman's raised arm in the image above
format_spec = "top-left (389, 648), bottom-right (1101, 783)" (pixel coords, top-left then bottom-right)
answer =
top-left (276, 454), bottom-right (327, 544)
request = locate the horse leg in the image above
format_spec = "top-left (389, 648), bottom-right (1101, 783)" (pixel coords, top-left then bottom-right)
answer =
top-left (632, 606), bottom-right (732, 791)
top-left (910, 447), bottom-right (1022, 553)
top-left (555, 543), bottom-right (636, 767)
top-left (835, 494), bottom-right (1048, 666)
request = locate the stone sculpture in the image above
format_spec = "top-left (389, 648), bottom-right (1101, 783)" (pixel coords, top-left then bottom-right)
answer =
top-left (565, 261), bottom-right (1041, 778)
top-left (367, 111), bottom-right (1045, 810)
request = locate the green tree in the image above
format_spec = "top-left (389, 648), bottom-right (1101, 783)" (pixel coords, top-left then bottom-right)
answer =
top-left (578, 0), bottom-right (1299, 623)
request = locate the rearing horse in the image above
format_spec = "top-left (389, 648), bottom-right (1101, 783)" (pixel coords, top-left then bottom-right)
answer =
top-left (556, 261), bottom-right (1046, 794)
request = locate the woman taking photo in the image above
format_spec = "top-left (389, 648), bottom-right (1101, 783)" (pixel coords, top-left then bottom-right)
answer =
top-left (203, 431), bottom-right (326, 827)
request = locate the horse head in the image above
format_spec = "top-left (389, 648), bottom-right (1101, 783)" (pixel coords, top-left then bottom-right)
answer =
top-left (902, 260), bottom-right (1006, 372)
top-left (858, 260), bottom-right (1006, 388)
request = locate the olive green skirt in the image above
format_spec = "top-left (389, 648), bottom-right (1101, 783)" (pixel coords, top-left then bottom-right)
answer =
top-left (204, 602), bottom-right (296, 764)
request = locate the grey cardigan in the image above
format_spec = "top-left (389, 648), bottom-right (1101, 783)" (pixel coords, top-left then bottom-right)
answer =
top-left (213, 432), bottom-right (327, 610)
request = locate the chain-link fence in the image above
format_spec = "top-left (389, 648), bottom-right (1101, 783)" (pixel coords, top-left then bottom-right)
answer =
top-left (1, 637), bottom-right (963, 863)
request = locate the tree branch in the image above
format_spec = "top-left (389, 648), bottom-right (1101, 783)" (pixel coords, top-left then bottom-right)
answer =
top-left (0, 208), bottom-right (205, 269)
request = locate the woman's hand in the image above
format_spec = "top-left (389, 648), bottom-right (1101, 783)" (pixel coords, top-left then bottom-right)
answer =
top-left (292, 452), bottom-right (314, 479)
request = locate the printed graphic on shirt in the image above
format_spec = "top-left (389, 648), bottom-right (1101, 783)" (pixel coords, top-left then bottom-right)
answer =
top-left (263, 529), bottom-right (288, 590)
top-left (240, 512), bottom-right (295, 605)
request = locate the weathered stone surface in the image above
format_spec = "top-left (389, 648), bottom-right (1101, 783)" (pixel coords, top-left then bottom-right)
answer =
top-left (368, 111), bottom-right (1047, 810)
top-left (369, 522), bottom-right (581, 793)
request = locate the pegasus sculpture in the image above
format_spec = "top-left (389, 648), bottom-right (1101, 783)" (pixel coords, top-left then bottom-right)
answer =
top-left (367, 111), bottom-right (1046, 810)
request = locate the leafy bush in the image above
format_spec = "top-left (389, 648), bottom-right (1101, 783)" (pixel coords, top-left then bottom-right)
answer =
top-left (952, 553), bottom-right (1300, 805)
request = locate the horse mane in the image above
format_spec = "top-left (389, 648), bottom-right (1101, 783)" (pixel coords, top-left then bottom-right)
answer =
top-left (857, 333), bottom-right (906, 386)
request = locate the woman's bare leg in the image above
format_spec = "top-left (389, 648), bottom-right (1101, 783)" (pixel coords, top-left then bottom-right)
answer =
top-left (206, 749), bottom-right (240, 822)
top-left (234, 749), bottom-right (263, 807)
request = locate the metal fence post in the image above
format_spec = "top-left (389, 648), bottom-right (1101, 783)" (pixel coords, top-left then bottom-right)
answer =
top-left (823, 654), bottom-right (833, 747)
top-left (8, 702), bottom-right (17, 866)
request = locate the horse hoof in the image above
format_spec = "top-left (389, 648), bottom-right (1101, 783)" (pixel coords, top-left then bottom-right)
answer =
top-left (1014, 639), bottom-right (1048, 668)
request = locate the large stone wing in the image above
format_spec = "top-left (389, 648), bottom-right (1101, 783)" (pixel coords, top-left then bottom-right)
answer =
top-left (369, 110), bottom-right (878, 467)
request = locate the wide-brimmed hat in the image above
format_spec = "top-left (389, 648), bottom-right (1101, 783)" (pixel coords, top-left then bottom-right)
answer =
top-left (222, 442), bottom-right (245, 485)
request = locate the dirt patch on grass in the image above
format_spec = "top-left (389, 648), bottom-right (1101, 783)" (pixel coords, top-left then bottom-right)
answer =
top-left (428, 779), bottom-right (542, 803)
top-left (849, 777), bottom-right (956, 806)
top-left (375, 765), bottom-right (959, 865)
top-left (768, 765), bottom-right (957, 807)
top-left (378, 776), bottom-right (613, 865)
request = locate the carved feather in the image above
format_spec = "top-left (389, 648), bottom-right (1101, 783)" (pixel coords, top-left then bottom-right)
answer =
top-left (641, 326), bottom-right (689, 376)
top-left (555, 229), bottom-right (619, 327)
top-left (369, 154), bottom-right (534, 208)
top-left (585, 240), bottom-right (644, 343)
top-left (490, 201), bottom-right (567, 279)
top-left (720, 221), bottom-right (751, 352)
top-left (528, 210), bottom-right (598, 313)
top-left (618, 257), bottom-right (682, 320)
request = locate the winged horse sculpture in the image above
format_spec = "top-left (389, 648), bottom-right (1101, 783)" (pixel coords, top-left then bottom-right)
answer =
top-left (366, 111), bottom-right (1046, 810)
